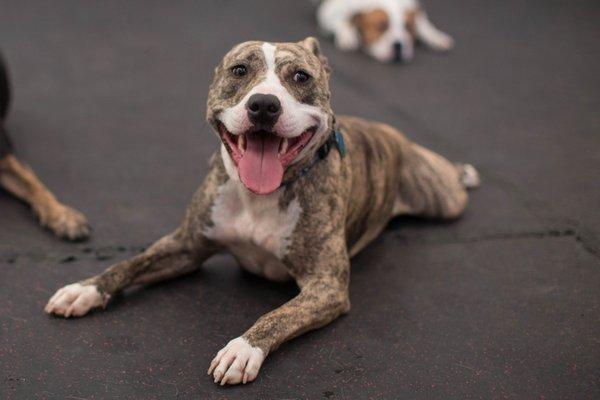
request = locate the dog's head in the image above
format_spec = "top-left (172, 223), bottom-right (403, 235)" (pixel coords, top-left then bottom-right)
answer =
top-left (207, 38), bottom-right (333, 195)
top-left (351, 4), bottom-right (417, 63)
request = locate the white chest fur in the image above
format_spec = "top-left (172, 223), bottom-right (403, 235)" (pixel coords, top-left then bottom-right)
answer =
top-left (204, 178), bottom-right (302, 280)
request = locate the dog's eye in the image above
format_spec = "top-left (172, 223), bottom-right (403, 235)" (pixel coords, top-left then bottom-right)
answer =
top-left (231, 65), bottom-right (247, 77)
top-left (293, 71), bottom-right (311, 83)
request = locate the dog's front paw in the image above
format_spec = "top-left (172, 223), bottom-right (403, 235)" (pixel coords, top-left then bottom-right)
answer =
top-left (428, 32), bottom-right (455, 51)
top-left (207, 337), bottom-right (265, 385)
top-left (44, 283), bottom-right (109, 318)
top-left (40, 203), bottom-right (91, 241)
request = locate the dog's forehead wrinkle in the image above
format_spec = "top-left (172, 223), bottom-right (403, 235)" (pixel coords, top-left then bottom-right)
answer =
top-left (229, 41), bottom-right (261, 55)
top-left (277, 45), bottom-right (308, 59)
top-left (279, 45), bottom-right (317, 64)
top-left (225, 42), bottom-right (264, 66)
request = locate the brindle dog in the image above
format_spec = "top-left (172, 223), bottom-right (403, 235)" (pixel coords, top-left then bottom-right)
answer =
top-left (0, 52), bottom-right (89, 241)
top-left (45, 38), bottom-right (479, 385)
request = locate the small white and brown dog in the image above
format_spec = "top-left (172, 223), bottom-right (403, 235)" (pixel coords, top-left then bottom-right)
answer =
top-left (317, 0), bottom-right (454, 62)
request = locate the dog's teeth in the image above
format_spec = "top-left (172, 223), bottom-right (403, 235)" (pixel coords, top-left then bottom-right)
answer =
top-left (237, 135), bottom-right (246, 152)
top-left (280, 138), bottom-right (289, 155)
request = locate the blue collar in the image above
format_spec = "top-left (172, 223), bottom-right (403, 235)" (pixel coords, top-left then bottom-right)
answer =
top-left (281, 128), bottom-right (346, 187)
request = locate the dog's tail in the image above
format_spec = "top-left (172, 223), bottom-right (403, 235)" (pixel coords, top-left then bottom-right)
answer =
top-left (0, 51), bottom-right (10, 122)
top-left (0, 50), bottom-right (13, 157)
top-left (455, 163), bottom-right (481, 190)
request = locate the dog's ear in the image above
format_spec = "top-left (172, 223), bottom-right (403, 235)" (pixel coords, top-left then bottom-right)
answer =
top-left (350, 12), bottom-right (364, 27)
top-left (299, 37), bottom-right (331, 74)
top-left (405, 9), bottom-right (417, 38)
top-left (350, 12), bottom-right (366, 35)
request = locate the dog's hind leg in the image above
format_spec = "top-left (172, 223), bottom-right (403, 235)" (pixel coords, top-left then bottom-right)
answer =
top-left (45, 230), bottom-right (216, 318)
top-left (0, 153), bottom-right (90, 240)
top-left (394, 143), bottom-right (479, 219)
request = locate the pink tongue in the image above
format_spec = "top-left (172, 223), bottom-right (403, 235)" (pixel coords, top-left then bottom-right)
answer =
top-left (238, 132), bottom-right (283, 195)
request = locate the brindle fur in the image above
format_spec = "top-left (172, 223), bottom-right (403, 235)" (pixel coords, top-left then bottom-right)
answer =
top-left (48, 38), bottom-right (476, 383)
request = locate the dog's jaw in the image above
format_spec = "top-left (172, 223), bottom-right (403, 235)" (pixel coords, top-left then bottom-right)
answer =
top-left (218, 123), bottom-right (318, 194)
top-left (217, 123), bottom-right (317, 168)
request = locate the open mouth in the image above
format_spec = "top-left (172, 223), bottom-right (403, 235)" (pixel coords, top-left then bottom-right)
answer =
top-left (218, 122), bottom-right (316, 194)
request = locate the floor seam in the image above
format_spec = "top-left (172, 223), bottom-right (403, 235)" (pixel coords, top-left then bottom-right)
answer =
top-left (393, 228), bottom-right (600, 259)
top-left (2, 228), bottom-right (598, 264)
top-left (1, 244), bottom-right (148, 265)
top-left (397, 228), bottom-right (574, 243)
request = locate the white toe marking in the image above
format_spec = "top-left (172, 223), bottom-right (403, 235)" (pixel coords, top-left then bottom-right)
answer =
top-left (44, 283), bottom-right (109, 318)
top-left (461, 164), bottom-right (481, 189)
top-left (208, 337), bottom-right (265, 385)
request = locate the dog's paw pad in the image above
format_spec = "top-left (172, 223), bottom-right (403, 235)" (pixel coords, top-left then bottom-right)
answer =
top-left (207, 337), bottom-right (265, 385)
top-left (44, 283), bottom-right (108, 318)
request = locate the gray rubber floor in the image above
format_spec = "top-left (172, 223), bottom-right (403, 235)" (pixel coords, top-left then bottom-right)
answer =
top-left (1, 0), bottom-right (599, 399)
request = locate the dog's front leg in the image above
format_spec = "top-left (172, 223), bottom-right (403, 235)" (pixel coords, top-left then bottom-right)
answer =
top-left (209, 238), bottom-right (350, 385)
top-left (0, 154), bottom-right (90, 240)
top-left (414, 11), bottom-right (455, 51)
top-left (208, 280), bottom-right (349, 385)
top-left (45, 160), bottom-right (226, 318)
top-left (45, 230), bottom-right (215, 318)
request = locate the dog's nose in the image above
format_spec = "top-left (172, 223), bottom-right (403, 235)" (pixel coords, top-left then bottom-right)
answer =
top-left (246, 93), bottom-right (282, 127)
top-left (393, 42), bottom-right (403, 62)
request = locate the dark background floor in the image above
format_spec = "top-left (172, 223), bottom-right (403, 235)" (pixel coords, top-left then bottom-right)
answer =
top-left (1, 0), bottom-right (599, 399)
